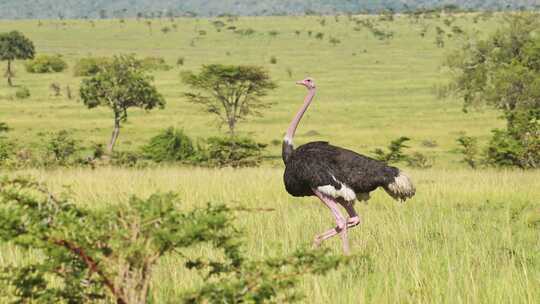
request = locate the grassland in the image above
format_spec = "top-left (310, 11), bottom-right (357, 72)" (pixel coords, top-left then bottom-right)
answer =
top-left (0, 14), bottom-right (504, 167)
top-left (0, 13), bottom-right (539, 303)
top-left (1, 167), bottom-right (539, 303)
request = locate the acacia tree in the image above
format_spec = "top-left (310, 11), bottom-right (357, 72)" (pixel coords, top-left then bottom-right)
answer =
top-left (80, 55), bottom-right (165, 154)
top-left (445, 13), bottom-right (540, 168)
top-left (181, 64), bottom-right (277, 137)
top-left (0, 31), bottom-right (35, 86)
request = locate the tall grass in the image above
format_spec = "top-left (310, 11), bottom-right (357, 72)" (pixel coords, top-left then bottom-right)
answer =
top-left (1, 167), bottom-right (538, 303)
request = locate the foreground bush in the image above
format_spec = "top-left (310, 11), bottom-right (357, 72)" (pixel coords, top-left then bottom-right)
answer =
top-left (25, 54), bottom-right (67, 73)
top-left (0, 177), bottom-right (344, 303)
top-left (142, 127), bottom-right (196, 162)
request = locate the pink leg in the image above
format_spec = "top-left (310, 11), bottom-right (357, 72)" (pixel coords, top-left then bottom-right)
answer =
top-left (313, 200), bottom-right (361, 249)
top-left (312, 190), bottom-right (349, 254)
top-left (341, 201), bottom-right (361, 228)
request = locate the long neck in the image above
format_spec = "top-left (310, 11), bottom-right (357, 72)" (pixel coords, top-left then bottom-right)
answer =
top-left (282, 88), bottom-right (316, 163)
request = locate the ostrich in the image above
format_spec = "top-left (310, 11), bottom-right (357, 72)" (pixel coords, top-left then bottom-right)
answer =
top-left (282, 77), bottom-right (415, 254)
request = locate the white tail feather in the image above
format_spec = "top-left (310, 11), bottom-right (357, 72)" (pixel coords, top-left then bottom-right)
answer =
top-left (384, 171), bottom-right (415, 202)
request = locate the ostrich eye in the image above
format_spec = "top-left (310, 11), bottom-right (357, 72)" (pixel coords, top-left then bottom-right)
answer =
top-left (307, 79), bottom-right (311, 82)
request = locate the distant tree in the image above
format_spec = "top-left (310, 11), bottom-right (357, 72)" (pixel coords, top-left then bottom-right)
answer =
top-left (80, 55), bottom-right (165, 154)
top-left (181, 64), bottom-right (277, 137)
top-left (0, 31), bottom-right (35, 86)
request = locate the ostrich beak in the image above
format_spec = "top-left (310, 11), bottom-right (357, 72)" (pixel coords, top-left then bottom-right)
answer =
top-left (295, 81), bottom-right (304, 85)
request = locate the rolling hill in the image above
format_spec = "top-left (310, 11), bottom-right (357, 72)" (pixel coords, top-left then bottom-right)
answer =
top-left (0, 0), bottom-right (539, 19)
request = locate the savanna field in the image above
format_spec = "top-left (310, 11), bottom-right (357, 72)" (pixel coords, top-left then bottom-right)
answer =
top-left (0, 13), bottom-right (539, 303)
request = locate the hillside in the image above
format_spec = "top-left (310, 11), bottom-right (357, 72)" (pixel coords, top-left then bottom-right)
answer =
top-left (0, 0), bottom-right (539, 19)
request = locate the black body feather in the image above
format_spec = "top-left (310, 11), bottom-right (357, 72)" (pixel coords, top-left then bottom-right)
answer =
top-left (283, 141), bottom-right (400, 198)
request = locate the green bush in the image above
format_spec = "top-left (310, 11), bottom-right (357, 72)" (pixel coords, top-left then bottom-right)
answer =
top-left (199, 136), bottom-right (266, 168)
top-left (15, 86), bottom-right (30, 99)
top-left (0, 140), bottom-right (14, 164)
top-left (372, 136), bottom-right (411, 164)
top-left (111, 150), bottom-right (142, 167)
top-left (485, 127), bottom-right (539, 169)
top-left (44, 130), bottom-right (78, 166)
top-left (406, 152), bottom-right (433, 169)
top-left (73, 57), bottom-right (111, 76)
top-left (456, 134), bottom-right (480, 169)
top-left (25, 54), bottom-right (67, 73)
top-left (0, 177), bottom-right (344, 304)
top-left (141, 127), bottom-right (196, 162)
top-left (140, 56), bottom-right (171, 71)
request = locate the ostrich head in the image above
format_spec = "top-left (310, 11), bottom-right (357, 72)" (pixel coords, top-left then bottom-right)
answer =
top-left (296, 77), bottom-right (316, 89)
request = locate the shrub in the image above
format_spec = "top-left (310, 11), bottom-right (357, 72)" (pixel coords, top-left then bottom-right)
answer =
top-left (15, 86), bottom-right (30, 99)
top-left (25, 54), bottom-right (67, 73)
top-left (111, 150), bottom-right (142, 167)
top-left (140, 56), bottom-right (171, 71)
top-left (177, 56), bottom-right (185, 66)
top-left (0, 139), bottom-right (14, 164)
top-left (73, 57), bottom-right (111, 76)
top-left (485, 128), bottom-right (539, 169)
top-left (199, 136), bottom-right (266, 167)
top-left (270, 56), bottom-right (277, 64)
top-left (456, 134), bottom-right (480, 169)
top-left (234, 28), bottom-right (255, 36)
top-left (141, 127), bottom-right (196, 162)
top-left (372, 137), bottom-right (411, 164)
top-left (406, 152), bottom-right (433, 169)
top-left (44, 130), bottom-right (78, 165)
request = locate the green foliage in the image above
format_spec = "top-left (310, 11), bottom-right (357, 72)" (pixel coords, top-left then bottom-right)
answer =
top-left (44, 130), bottom-right (78, 165)
top-left (141, 127), bottom-right (196, 162)
top-left (445, 13), bottom-right (540, 168)
top-left (25, 54), bottom-right (67, 73)
top-left (485, 126), bottom-right (539, 169)
top-left (184, 247), bottom-right (344, 303)
top-left (269, 55), bottom-right (277, 64)
top-left (199, 136), bottom-right (266, 167)
top-left (456, 134), bottom-right (480, 169)
top-left (372, 136), bottom-right (411, 164)
top-left (406, 152), bottom-right (433, 169)
top-left (14, 86), bottom-right (30, 99)
top-left (181, 64), bottom-right (277, 137)
top-left (80, 55), bottom-right (166, 153)
top-left (111, 150), bottom-right (143, 167)
top-left (0, 177), bottom-right (238, 303)
top-left (0, 177), bottom-right (344, 303)
top-left (73, 57), bottom-right (111, 76)
top-left (0, 31), bottom-right (35, 86)
top-left (0, 139), bottom-right (14, 164)
top-left (0, 31), bottom-right (35, 61)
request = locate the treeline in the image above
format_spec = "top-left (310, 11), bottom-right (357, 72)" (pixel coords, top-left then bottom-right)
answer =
top-left (1, 0), bottom-right (540, 19)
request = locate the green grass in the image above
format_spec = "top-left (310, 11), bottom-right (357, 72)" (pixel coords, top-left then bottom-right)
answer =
top-left (0, 14), bottom-right (504, 168)
top-left (1, 167), bottom-right (539, 303)
top-left (0, 13), bottom-right (539, 303)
